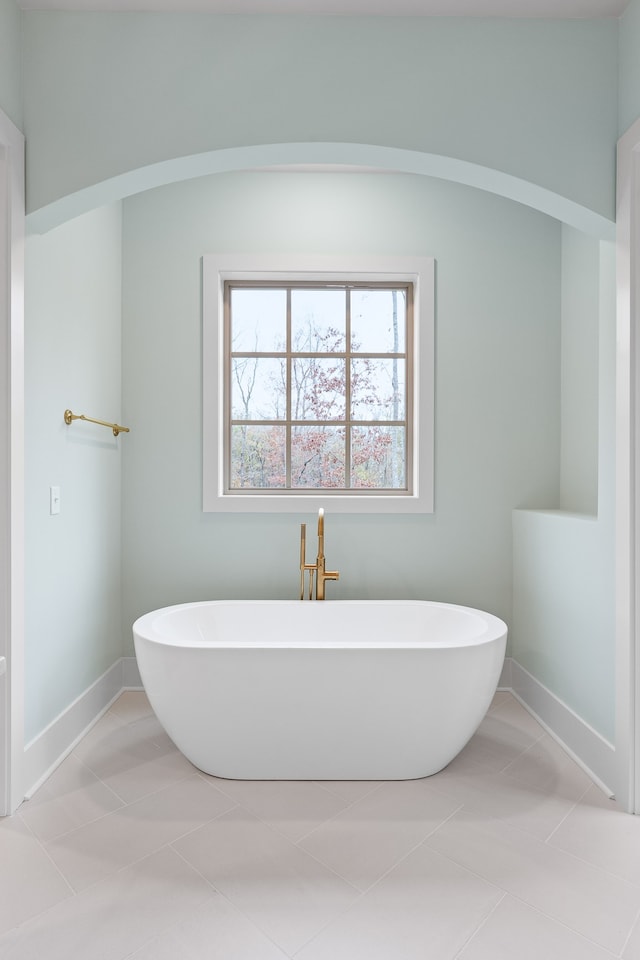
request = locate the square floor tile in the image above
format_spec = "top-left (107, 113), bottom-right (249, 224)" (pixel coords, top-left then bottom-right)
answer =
top-left (456, 711), bottom-right (543, 773)
top-left (19, 753), bottom-right (123, 843)
top-left (46, 775), bottom-right (236, 891)
top-left (0, 817), bottom-right (72, 938)
top-left (128, 896), bottom-right (290, 959)
top-left (299, 778), bottom-right (462, 890)
top-left (548, 784), bottom-right (640, 885)
top-left (429, 762), bottom-right (578, 841)
top-left (427, 810), bottom-right (640, 954)
top-left (173, 806), bottom-right (359, 955)
top-left (296, 840), bottom-right (502, 960)
top-left (623, 910), bottom-right (640, 959)
top-left (458, 895), bottom-right (618, 959)
top-left (107, 691), bottom-right (155, 725)
top-left (487, 692), bottom-right (513, 713)
top-left (501, 733), bottom-right (594, 803)
top-left (207, 778), bottom-right (352, 842)
top-left (0, 846), bottom-right (214, 960)
top-left (488, 698), bottom-right (548, 740)
top-left (313, 781), bottom-right (382, 803)
top-left (74, 714), bottom-right (196, 804)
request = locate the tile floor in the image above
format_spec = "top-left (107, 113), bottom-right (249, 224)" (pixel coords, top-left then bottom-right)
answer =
top-left (1, 691), bottom-right (640, 959)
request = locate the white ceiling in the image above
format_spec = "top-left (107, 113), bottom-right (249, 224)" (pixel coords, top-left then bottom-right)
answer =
top-left (16, 0), bottom-right (630, 17)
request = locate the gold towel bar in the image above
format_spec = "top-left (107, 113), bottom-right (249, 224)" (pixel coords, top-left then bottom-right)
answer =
top-left (64, 409), bottom-right (130, 437)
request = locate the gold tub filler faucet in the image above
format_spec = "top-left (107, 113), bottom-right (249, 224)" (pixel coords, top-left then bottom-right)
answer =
top-left (300, 508), bottom-right (340, 600)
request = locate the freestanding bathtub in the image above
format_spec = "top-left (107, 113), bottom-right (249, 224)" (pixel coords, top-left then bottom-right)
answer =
top-left (133, 600), bottom-right (507, 780)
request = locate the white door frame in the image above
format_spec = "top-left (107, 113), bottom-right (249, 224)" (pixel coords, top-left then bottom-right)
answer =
top-left (616, 116), bottom-right (640, 814)
top-left (0, 107), bottom-right (24, 816)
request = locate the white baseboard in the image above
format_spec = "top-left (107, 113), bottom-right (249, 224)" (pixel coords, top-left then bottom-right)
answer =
top-left (20, 654), bottom-right (616, 802)
top-left (23, 660), bottom-right (126, 799)
top-left (507, 657), bottom-right (616, 796)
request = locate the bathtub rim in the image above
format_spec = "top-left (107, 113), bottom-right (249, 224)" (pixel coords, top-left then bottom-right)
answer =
top-left (132, 599), bottom-right (508, 651)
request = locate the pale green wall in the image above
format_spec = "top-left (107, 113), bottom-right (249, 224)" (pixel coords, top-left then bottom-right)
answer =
top-left (0, 0), bottom-right (22, 130)
top-left (22, 13), bottom-right (618, 219)
top-left (512, 510), bottom-right (615, 741)
top-left (121, 171), bottom-right (561, 655)
top-left (512, 239), bottom-right (616, 742)
top-left (619, 0), bottom-right (640, 135)
top-left (559, 226), bottom-right (600, 514)
top-left (24, 204), bottom-right (123, 742)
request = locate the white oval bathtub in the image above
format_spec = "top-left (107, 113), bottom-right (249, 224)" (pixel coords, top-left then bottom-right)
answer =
top-left (133, 600), bottom-right (507, 780)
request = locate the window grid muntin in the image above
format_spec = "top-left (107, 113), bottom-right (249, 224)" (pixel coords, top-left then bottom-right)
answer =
top-left (224, 280), bottom-right (412, 494)
top-left (345, 289), bottom-right (352, 490)
top-left (285, 288), bottom-right (292, 487)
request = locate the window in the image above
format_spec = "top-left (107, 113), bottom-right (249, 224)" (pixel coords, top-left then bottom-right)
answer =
top-left (203, 255), bottom-right (434, 513)
top-left (226, 281), bottom-right (411, 494)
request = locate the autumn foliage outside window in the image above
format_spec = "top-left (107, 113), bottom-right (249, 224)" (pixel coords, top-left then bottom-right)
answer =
top-left (224, 282), bottom-right (413, 494)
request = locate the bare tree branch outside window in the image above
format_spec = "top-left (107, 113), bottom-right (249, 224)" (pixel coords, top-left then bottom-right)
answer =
top-left (224, 282), bottom-right (412, 494)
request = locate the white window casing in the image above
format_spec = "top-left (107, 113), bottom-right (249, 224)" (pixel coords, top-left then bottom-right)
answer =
top-left (203, 254), bottom-right (434, 513)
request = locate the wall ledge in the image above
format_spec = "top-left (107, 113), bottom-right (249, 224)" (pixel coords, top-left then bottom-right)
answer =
top-left (513, 507), bottom-right (598, 522)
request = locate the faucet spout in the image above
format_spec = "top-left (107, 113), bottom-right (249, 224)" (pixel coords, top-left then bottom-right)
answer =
top-left (317, 508), bottom-right (325, 559)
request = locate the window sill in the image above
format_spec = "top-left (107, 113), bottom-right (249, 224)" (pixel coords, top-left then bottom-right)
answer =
top-left (204, 492), bottom-right (432, 514)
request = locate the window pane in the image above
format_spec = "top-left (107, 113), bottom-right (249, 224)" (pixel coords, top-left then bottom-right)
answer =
top-left (220, 276), bottom-right (416, 497)
top-left (291, 289), bottom-right (346, 353)
top-left (351, 426), bottom-right (406, 489)
top-left (230, 288), bottom-right (286, 352)
top-left (292, 358), bottom-right (346, 421)
top-left (351, 358), bottom-right (405, 421)
top-left (351, 289), bottom-right (406, 353)
top-left (232, 357), bottom-right (286, 420)
top-left (230, 425), bottom-right (286, 488)
top-left (291, 426), bottom-right (345, 488)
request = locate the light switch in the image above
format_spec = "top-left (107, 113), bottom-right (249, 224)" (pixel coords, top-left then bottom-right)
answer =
top-left (50, 486), bottom-right (60, 515)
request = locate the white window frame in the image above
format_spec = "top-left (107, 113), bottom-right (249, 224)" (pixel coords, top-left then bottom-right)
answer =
top-left (203, 255), bottom-right (434, 513)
